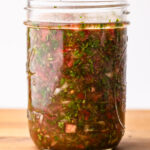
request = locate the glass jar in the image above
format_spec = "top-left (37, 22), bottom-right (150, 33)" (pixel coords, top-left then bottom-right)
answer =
top-left (25, 0), bottom-right (129, 149)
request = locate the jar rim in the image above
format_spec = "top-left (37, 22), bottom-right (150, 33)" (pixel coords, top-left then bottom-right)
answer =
top-left (26, 0), bottom-right (129, 10)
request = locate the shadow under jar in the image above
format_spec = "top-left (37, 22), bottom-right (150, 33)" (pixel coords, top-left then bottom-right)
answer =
top-left (25, 0), bottom-right (129, 150)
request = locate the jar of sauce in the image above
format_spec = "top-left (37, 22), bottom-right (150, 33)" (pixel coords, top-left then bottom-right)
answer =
top-left (25, 0), bottom-right (129, 149)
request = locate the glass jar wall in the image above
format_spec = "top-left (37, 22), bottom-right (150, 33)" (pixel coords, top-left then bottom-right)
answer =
top-left (25, 1), bottom-right (129, 149)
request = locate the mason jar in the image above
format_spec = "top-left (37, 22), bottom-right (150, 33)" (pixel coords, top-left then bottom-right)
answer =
top-left (25, 0), bottom-right (129, 149)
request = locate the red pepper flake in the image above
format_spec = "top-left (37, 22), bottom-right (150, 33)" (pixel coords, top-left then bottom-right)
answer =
top-left (109, 29), bottom-right (115, 36)
top-left (63, 48), bottom-right (71, 53)
top-left (82, 110), bottom-right (90, 121)
top-left (76, 144), bottom-right (85, 149)
top-left (93, 94), bottom-right (102, 102)
top-left (106, 112), bottom-right (113, 119)
top-left (67, 59), bottom-right (74, 68)
top-left (77, 92), bottom-right (85, 99)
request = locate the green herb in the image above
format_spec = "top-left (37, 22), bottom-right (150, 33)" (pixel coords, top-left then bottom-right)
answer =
top-left (58, 25), bottom-right (62, 29)
top-left (54, 136), bottom-right (59, 141)
top-left (38, 134), bottom-right (42, 141)
top-left (80, 22), bottom-right (86, 29)
top-left (58, 122), bottom-right (64, 129)
top-left (60, 78), bottom-right (65, 85)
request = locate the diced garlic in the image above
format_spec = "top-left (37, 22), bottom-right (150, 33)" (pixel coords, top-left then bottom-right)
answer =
top-left (105, 72), bottom-right (113, 78)
top-left (54, 88), bottom-right (61, 95)
top-left (54, 83), bottom-right (68, 95)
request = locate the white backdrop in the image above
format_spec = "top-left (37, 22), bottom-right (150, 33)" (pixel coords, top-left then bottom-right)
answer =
top-left (0, 0), bottom-right (150, 109)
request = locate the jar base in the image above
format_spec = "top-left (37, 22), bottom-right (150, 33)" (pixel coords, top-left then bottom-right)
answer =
top-left (42, 148), bottom-right (115, 150)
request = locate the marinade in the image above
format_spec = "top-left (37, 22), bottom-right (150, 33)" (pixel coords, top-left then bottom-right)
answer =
top-left (26, 22), bottom-right (127, 150)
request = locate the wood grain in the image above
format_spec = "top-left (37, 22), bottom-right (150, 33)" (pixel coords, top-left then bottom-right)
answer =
top-left (0, 109), bottom-right (150, 150)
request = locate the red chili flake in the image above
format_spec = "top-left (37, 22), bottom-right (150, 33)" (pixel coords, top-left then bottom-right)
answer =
top-left (93, 94), bottom-right (102, 102)
top-left (82, 110), bottom-right (90, 121)
top-left (63, 48), bottom-right (71, 53)
top-left (77, 92), bottom-right (85, 99)
top-left (76, 144), bottom-right (85, 149)
top-left (41, 29), bottom-right (49, 41)
top-left (67, 59), bottom-right (74, 67)
top-left (106, 112), bottom-right (113, 119)
top-left (109, 29), bottom-right (115, 36)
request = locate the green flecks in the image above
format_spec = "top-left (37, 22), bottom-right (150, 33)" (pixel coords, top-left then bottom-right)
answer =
top-left (70, 70), bottom-right (76, 77)
top-left (84, 48), bottom-right (93, 56)
top-left (68, 100), bottom-right (81, 110)
top-left (54, 136), bottom-right (59, 141)
top-left (67, 101), bottom-right (81, 118)
top-left (74, 59), bottom-right (81, 66)
top-left (78, 119), bottom-right (84, 128)
top-left (65, 115), bottom-right (71, 121)
top-left (88, 59), bottom-right (94, 73)
top-left (66, 31), bottom-right (73, 37)
top-left (100, 24), bottom-right (104, 29)
top-left (38, 134), bottom-right (42, 141)
top-left (116, 18), bottom-right (120, 23)
top-left (82, 100), bottom-right (86, 104)
top-left (89, 39), bottom-right (100, 48)
top-left (73, 50), bottom-right (83, 58)
top-left (54, 6), bottom-right (57, 8)
top-left (115, 18), bottom-right (123, 27)
top-left (80, 22), bottom-right (86, 29)
top-left (79, 31), bottom-right (85, 38)
top-left (51, 97), bottom-right (56, 103)
top-left (69, 83), bottom-right (75, 89)
top-left (60, 78), bottom-right (65, 85)
top-left (81, 42), bottom-right (93, 55)
top-left (58, 25), bottom-right (62, 29)
top-left (58, 121), bottom-right (64, 129)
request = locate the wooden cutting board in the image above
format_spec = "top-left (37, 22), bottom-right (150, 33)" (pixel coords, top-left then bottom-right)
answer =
top-left (0, 109), bottom-right (150, 150)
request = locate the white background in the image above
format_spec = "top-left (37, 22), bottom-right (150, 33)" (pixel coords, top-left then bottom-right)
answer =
top-left (0, 0), bottom-right (150, 109)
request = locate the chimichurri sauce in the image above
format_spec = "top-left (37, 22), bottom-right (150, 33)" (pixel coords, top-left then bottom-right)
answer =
top-left (26, 22), bottom-right (127, 150)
